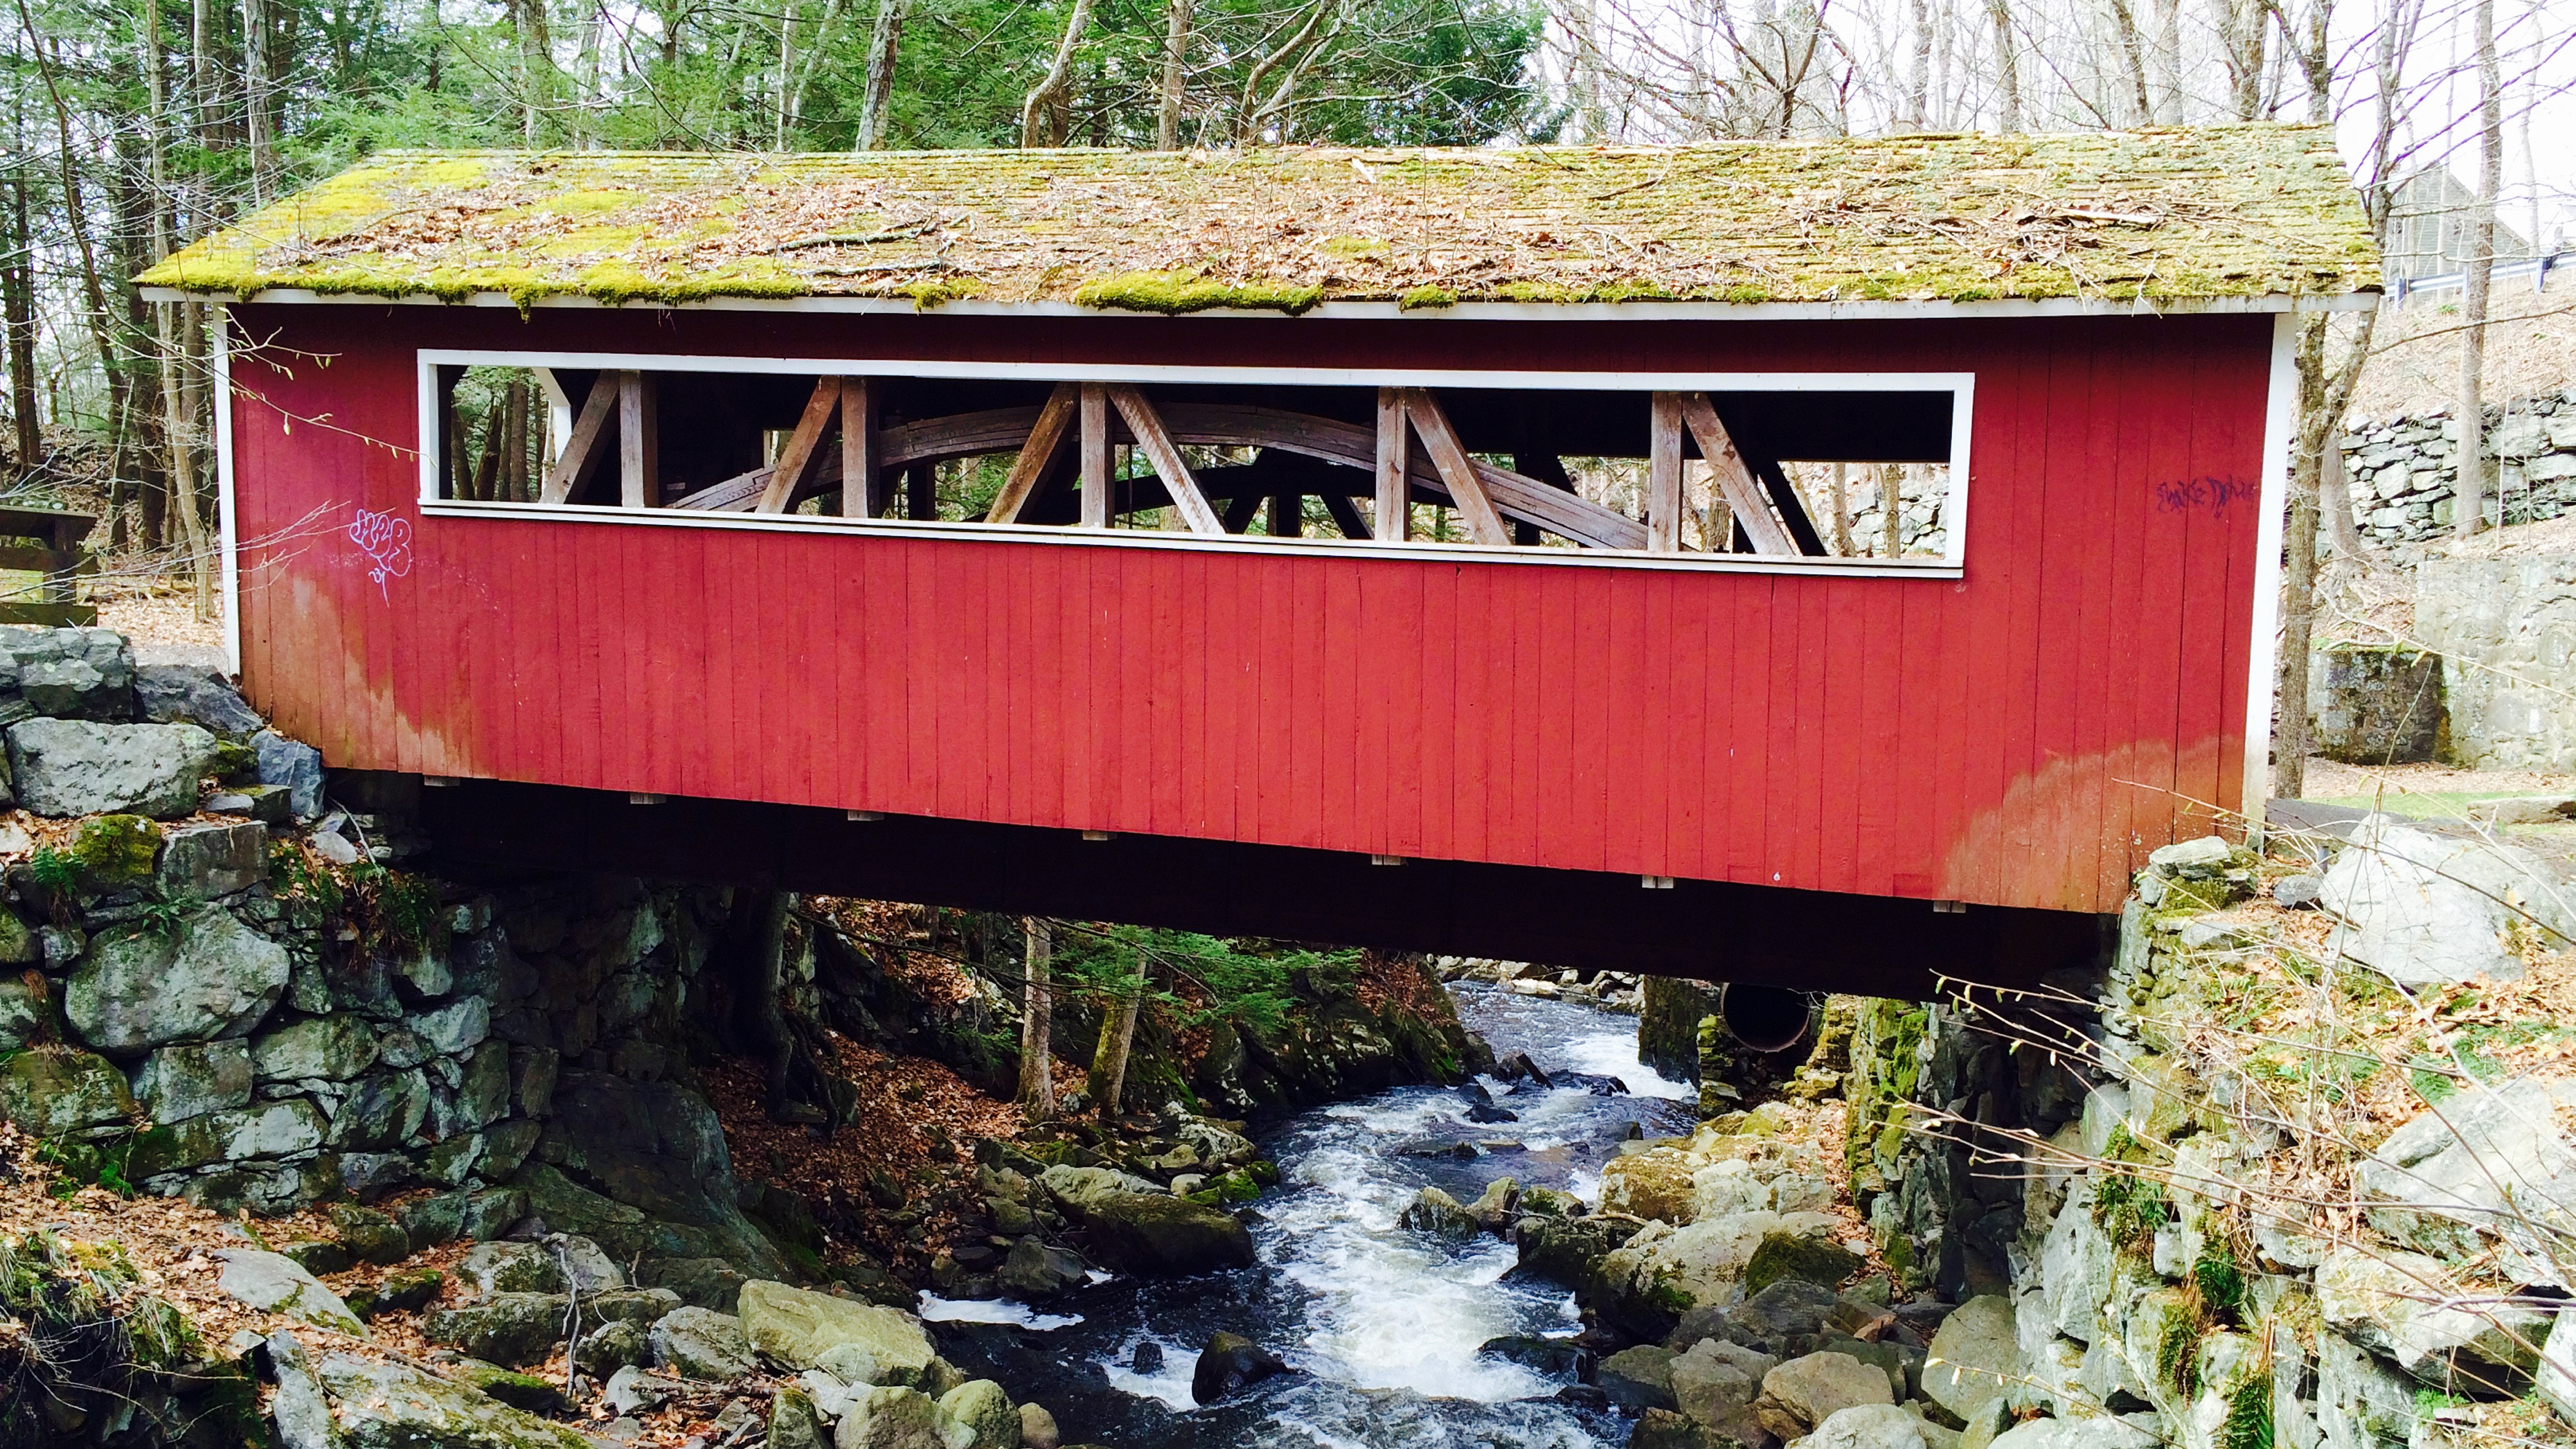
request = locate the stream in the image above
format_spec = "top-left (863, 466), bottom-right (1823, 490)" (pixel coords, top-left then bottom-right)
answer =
top-left (929, 984), bottom-right (1701, 1448)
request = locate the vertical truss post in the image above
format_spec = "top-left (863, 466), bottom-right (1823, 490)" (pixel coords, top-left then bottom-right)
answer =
top-left (1079, 383), bottom-right (1111, 528)
top-left (1374, 386), bottom-right (1410, 541)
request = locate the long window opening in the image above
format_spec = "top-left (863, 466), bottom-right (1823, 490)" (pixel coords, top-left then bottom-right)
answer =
top-left (427, 362), bottom-right (1962, 565)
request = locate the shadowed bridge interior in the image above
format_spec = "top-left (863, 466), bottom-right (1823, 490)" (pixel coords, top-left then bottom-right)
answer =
top-left (415, 779), bottom-right (2111, 1001)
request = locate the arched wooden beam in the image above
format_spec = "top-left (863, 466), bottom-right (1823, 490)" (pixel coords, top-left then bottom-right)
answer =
top-left (672, 399), bottom-right (1649, 550)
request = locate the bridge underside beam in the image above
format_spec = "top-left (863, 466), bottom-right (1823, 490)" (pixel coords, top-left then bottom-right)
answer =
top-left (417, 781), bottom-right (2109, 1000)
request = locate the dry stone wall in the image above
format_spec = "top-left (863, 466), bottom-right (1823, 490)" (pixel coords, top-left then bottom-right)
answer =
top-left (2339, 395), bottom-right (2576, 544)
top-left (0, 626), bottom-right (787, 1288)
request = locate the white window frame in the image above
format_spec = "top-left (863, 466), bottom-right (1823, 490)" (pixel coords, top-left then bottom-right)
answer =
top-left (415, 349), bottom-right (1973, 578)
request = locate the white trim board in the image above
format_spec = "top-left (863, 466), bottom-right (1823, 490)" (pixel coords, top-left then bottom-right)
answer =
top-left (214, 312), bottom-right (241, 677)
top-left (2243, 310), bottom-right (2299, 838)
top-left (412, 497), bottom-right (1969, 578)
top-left (150, 286), bottom-right (2383, 321)
top-left (417, 350), bottom-right (1975, 574)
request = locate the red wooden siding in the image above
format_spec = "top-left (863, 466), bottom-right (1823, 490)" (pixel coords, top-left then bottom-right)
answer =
top-left (225, 305), bottom-right (2276, 915)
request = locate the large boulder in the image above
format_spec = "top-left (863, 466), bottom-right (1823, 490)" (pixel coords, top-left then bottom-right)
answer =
top-left (63, 905), bottom-right (289, 1055)
top-left (1064, 1191), bottom-right (1256, 1277)
top-left (130, 1039), bottom-right (253, 1123)
top-left (423, 1292), bottom-right (573, 1367)
top-left (253, 731), bottom-right (324, 819)
top-left (216, 1249), bottom-right (365, 1335)
top-left (832, 1385), bottom-right (973, 1449)
top-left (2318, 1330), bottom-right (2415, 1449)
top-left (1191, 1331), bottom-right (1290, 1405)
top-left (2539, 1312), bottom-right (2576, 1426)
top-left (0, 970), bottom-right (50, 1052)
top-left (135, 663), bottom-right (262, 735)
top-left (1035, 1163), bottom-right (1163, 1209)
top-left (537, 1071), bottom-right (788, 1277)
top-left (1602, 1145), bottom-right (1703, 1223)
top-left (312, 1351), bottom-right (593, 1449)
top-left (0, 1047), bottom-right (136, 1137)
top-left (1800, 1404), bottom-right (1931, 1449)
top-left (1397, 1186), bottom-right (1484, 1240)
top-left (1600, 1344), bottom-right (1679, 1411)
top-left (1668, 1337), bottom-right (1770, 1443)
top-left (252, 1015), bottom-right (380, 1081)
top-left (2354, 1079), bottom-right (2576, 1277)
top-left (739, 1279), bottom-right (943, 1386)
top-left (7, 718), bottom-right (214, 817)
top-left (937, 1380), bottom-right (1019, 1449)
top-left (3, 628), bottom-right (136, 720)
top-left (2316, 1245), bottom-right (2545, 1389)
top-left (129, 1099), bottom-right (327, 1177)
top-left (653, 1306), bottom-right (755, 1380)
top-left (1922, 1294), bottom-right (2019, 1417)
top-left (156, 820), bottom-right (267, 900)
top-left (2321, 817), bottom-right (2576, 984)
top-left (1755, 1350), bottom-right (1894, 1439)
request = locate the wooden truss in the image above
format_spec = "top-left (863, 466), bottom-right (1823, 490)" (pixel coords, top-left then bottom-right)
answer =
top-left (629, 380), bottom-right (1825, 556)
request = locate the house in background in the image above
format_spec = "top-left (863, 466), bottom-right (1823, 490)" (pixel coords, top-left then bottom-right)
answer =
top-left (2383, 166), bottom-right (2557, 299)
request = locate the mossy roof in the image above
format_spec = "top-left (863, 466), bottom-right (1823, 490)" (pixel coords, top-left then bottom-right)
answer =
top-left (139, 127), bottom-right (2379, 311)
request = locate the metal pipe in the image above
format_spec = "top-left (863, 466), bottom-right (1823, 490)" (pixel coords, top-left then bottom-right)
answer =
top-left (1717, 984), bottom-right (1815, 1054)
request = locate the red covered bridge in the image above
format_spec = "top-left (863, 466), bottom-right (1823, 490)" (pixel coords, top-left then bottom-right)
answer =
top-left (143, 129), bottom-right (2379, 996)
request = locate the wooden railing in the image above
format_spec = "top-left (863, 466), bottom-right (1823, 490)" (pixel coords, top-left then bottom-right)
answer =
top-left (0, 506), bottom-right (98, 628)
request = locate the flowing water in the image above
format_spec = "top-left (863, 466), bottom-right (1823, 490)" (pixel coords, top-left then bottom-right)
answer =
top-left (931, 984), bottom-right (1700, 1448)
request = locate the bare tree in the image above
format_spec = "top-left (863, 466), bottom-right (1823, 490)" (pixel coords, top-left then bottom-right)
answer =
top-left (2456, 0), bottom-right (2504, 537)
top-left (1983, 0), bottom-right (2020, 127)
top-left (854, 0), bottom-right (911, 150)
top-left (1156, 0), bottom-right (1194, 147)
top-left (1021, 0), bottom-right (1095, 146)
top-left (1019, 918), bottom-right (1054, 1121)
top-left (1088, 953), bottom-right (1143, 1119)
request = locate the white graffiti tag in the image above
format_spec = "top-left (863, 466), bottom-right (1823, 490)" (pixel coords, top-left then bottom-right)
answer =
top-left (349, 508), bottom-right (413, 598)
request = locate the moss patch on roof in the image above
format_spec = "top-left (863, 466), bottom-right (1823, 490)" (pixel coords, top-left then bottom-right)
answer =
top-left (138, 128), bottom-right (2381, 309)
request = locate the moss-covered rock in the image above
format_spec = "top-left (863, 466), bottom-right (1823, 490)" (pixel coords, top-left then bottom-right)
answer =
top-left (313, 1351), bottom-right (594, 1448)
top-left (1742, 1232), bottom-right (1863, 1296)
top-left (0, 1044), bottom-right (136, 1137)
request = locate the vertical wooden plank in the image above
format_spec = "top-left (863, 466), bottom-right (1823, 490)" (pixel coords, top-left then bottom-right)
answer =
top-left (1628, 572), bottom-right (1674, 875)
top-left (1386, 562), bottom-right (1426, 857)
top-left (1148, 551), bottom-right (1186, 833)
top-left (618, 371), bottom-right (659, 508)
top-left (2028, 335), bottom-right (2102, 906)
top-left (1762, 576), bottom-right (1804, 888)
top-left (2190, 326), bottom-right (2266, 838)
top-left (1079, 383), bottom-right (1111, 528)
top-left (1790, 579), bottom-right (1832, 890)
top-left (1648, 392), bottom-right (1683, 553)
top-left (1321, 559), bottom-right (1359, 850)
top-left (1450, 566), bottom-right (1492, 861)
top-left (1991, 331), bottom-right (2065, 905)
top-left (1664, 574), bottom-right (1712, 878)
top-left (1374, 387), bottom-right (1409, 541)
top-left (1417, 562), bottom-right (1459, 861)
top-left (843, 377), bottom-right (881, 517)
top-left (1817, 577), bottom-right (1866, 896)
top-left (1569, 571), bottom-right (1615, 873)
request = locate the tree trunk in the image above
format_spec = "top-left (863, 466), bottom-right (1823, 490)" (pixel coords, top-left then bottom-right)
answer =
top-left (1828, 463), bottom-right (1851, 555)
top-left (853, 0), bottom-right (910, 149)
top-left (773, 0), bottom-right (796, 148)
top-left (1088, 958), bottom-right (1143, 1118)
top-left (2103, 0), bottom-right (2153, 124)
top-left (158, 305), bottom-right (214, 619)
top-left (242, 0), bottom-right (276, 199)
top-left (515, 0), bottom-right (553, 144)
top-left (3, 157), bottom-right (37, 473)
top-left (1903, 0), bottom-right (1931, 128)
top-left (2273, 315), bottom-right (2328, 802)
top-left (746, 891), bottom-right (802, 1116)
top-left (1156, 0), bottom-right (1194, 148)
top-left (2456, 0), bottom-right (2502, 537)
top-left (1019, 0), bottom-right (1093, 148)
top-left (1570, 0), bottom-right (1602, 141)
top-left (1018, 918), bottom-right (1054, 1120)
top-left (2320, 427), bottom-right (2364, 555)
top-left (1881, 465), bottom-right (1902, 555)
top-left (1983, 0), bottom-right (2019, 130)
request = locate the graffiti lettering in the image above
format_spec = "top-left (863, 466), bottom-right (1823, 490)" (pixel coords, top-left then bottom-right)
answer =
top-left (349, 508), bottom-right (413, 598)
top-left (2153, 476), bottom-right (2258, 517)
